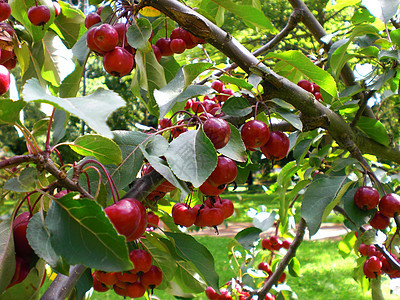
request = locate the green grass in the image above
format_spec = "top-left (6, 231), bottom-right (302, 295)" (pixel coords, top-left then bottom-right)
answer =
top-left (43, 238), bottom-right (400, 300)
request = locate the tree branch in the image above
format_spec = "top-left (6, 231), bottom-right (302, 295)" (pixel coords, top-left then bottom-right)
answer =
top-left (251, 218), bottom-right (307, 299)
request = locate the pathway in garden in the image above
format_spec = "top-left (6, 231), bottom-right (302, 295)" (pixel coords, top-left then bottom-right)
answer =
top-left (189, 222), bottom-right (349, 240)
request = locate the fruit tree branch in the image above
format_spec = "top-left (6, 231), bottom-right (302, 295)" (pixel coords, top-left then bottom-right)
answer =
top-left (250, 218), bottom-right (307, 299)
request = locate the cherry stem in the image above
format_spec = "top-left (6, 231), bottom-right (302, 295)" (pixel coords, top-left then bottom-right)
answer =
top-left (31, 193), bottom-right (43, 213)
top-left (45, 108), bottom-right (56, 152)
top-left (83, 166), bottom-right (104, 200)
top-left (169, 110), bottom-right (194, 121)
top-left (14, 191), bottom-right (37, 219)
top-left (53, 148), bottom-right (64, 167)
top-left (82, 169), bottom-right (92, 195)
top-left (258, 101), bottom-right (273, 130)
top-left (79, 159), bottom-right (120, 203)
top-left (254, 101), bottom-right (260, 119)
top-left (367, 170), bottom-right (386, 196)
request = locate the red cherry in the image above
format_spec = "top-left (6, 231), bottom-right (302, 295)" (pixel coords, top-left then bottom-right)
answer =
top-left (171, 121), bottom-right (187, 138)
top-left (312, 82), bottom-right (320, 93)
top-left (170, 27), bottom-right (196, 49)
top-left (172, 203), bottom-right (196, 227)
top-left (85, 12), bottom-right (101, 29)
top-left (215, 89), bottom-right (234, 102)
top-left (358, 243), bottom-right (369, 256)
top-left (170, 38), bottom-right (186, 54)
top-left (104, 198), bottom-right (147, 241)
top-left (113, 23), bottom-right (128, 46)
top-left (3, 57), bottom-right (17, 70)
top-left (367, 245), bottom-right (378, 257)
top-left (158, 118), bottom-right (172, 130)
top-left (282, 239), bottom-right (291, 250)
top-left (203, 117), bottom-right (231, 149)
top-left (297, 79), bottom-right (314, 93)
top-left (258, 262), bottom-right (271, 273)
top-left (93, 24), bottom-right (119, 52)
top-left (129, 249), bottom-right (152, 274)
top-left (199, 180), bottom-right (226, 196)
top-left (260, 131), bottom-right (290, 161)
top-left (94, 270), bottom-right (118, 285)
top-left (202, 207), bottom-right (225, 227)
top-left (207, 156), bottom-right (237, 187)
top-left (211, 80), bottom-right (224, 93)
top-left (354, 186), bottom-right (380, 210)
top-left (86, 27), bottom-right (106, 56)
top-left (155, 38), bottom-right (173, 56)
top-left (126, 282), bottom-right (146, 298)
top-left (241, 120), bottom-right (270, 149)
top-left (7, 256), bottom-right (30, 289)
top-left (365, 256), bottom-right (382, 273)
top-left (116, 270), bottom-right (139, 283)
top-left (278, 272), bottom-right (286, 283)
top-left (0, 2), bottom-right (11, 22)
top-left (147, 211), bottom-right (160, 229)
top-left (28, 5), bottom-right (51, 26)
top-left (140, 265), bottom-right (163, 289)
top-left (113, 284), bottom-right (129, 297)
top-left (13, 212), bottom-right (33, 259)
top-left (0, 64), bottom-right (10, 95)
top-left (205, 286), bottom-right (220, 299)
top-left (261, 238), bottom-right (273, 251)
top-left (269, 236), bottom-right (283, 251)
top-left (152, 44), bottom-right (162, 62)
top-left (314, 92), bottom-right (323, 102)
top-left (92, 272), bottom-right (109, 292)
top-left (379, 193), bottom-right (400, 217)
top-left (103, 46), bottom-right (134, 77)
top-left (220, 198), bottom-right (234, 219)
top-left (369, 211), bottom-right (390, 230)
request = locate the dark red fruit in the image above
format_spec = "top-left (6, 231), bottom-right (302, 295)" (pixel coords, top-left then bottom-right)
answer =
top-left (211, 80), bottom-right (224, 93)
top-left (3, 57), bottom-right (17, 70)
top-left (215, 89), bottom-right (234, 102)
top-left (170, 27), bottom-right (196, 49)
top-left (220, 198), bottom-right (234, 219)
top-left (93, 24), bottom-right (119, 52)
top-left (86, 27), bottom-right (106, 56)
top-left (297, 79), bottom-right (314, 93)
top-left (7, 256), bottom-right (30, 289)
top-left (92, 272), bottom-right (109, 292)
top-left (207, 156), bottom-right (237, 187)
top-left (147, 211), bottom-right (160, 229)
top-left (104, 198), bottom-right (147, 241)
top-left (158, 118), bottom-right (172, 130)
top-left (282, 239), bottom-right (291, 250)
top-left (203, 117), bottom-right (231, 149)
top-left (113, 23), bottom-right (128, 46)
top-left (358, 243), bottom-right (369, 256)
top-left (379, 193), bottom-right (400, 217)
top-left (152, 44), bottom-right (162, 62)
top-left (172, 203), bottom-right (196, 227)
top-left (140, 265), bottom-right (163, 289)
top-left (269, 236), bottom-right (283, 251)
top-left (0, 2), bottom-right (11, 22)
top-left (113, 284), bottom-right (129, 297)
top-left (241, 120), bottom-right (270, 149)
top-left (27, 5), bottom-right (51, 26)
top-left (155, 38), bottom-right (173, 56)
top-left (129, 249), bottom-right (152, 274)
top-left (94, 270), bottom-right (118, 286)
top-left (354, 186), bottom-right (380, 210)
top-left (260, 131), bottom-right (290, 161)
top-left (370, 211), bottom-right (390, 230)
top-left (199, 180), bottom-right (226, 196)
top-left (205, 286), bottom-right (219, 299)
top-left (13, 212), bottom-right (33, 259)
top-left (365, 256), bottom-right (382, 273)
top-left (126, 282), bottom-right (146, 298)
top-left (116, 270), bottom-right (139, 283)
top-left (261, 238), bottom-right (273, 251)
top-left (258, 262), bottom-right (272, 274)
top-left (170, 38), bottom-right (186, 54)
top-left (0, 64), bottom-right (10, 95)
top-left (103, 46), bottom-right (134, 77)
top-left (202, 207), bottom-right (225, 227)
top-left (314, 92), bottom-right (323, 102)
top-left (85, 12), bottom-right (101, 29)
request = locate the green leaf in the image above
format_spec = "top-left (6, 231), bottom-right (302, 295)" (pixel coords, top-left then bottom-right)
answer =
top-left (160, 56), bottom-right (180, 83)
top-left (140, 145), bottom-right (191, 197)
top-left (52, 109), bottom-right (68, 145)
top-left (107, 130), bottom-right (148, 191)
top-left (266, 50), bottom-right (337, 97)
top-left (327, 0), bottom-right (360, 10)
top-left (127, 18), bottom-right (152, 50)
top-left (210, 0), bottom-right (276, 31)
top-left (390, 29), bottom-right (400, 48)
top-left (182, 63), bottom-right (213, 88)
top-left (0, 219), bottom-right (15, 293)
top-left (322, 180), bottom-right (353, 222)
top-left (26, 212), bottom-right (69, 275)
top-left (50, 1), bottom-right (86, 49)
top-left (71, 29), bottom-right (90, 65)
top-left (70, 134), bottom-right (123, 165)
top-left (0, 259), bottom-right (46, 300)
top-left (301, 175), bottom-right (347, 236)
top-left (0, 100), bottom-right (25, 124)
top-left (288, 257), bottom-right (301, 277)
top-left (274, 108), bottom-right (303, 131)
top-left (218, 123), bottom-right (247, 162)
top-left (165, 129), bottom-right (218, 188)
top-left (46, 193), bottom-right (133, 272)
top-left (22, 78), bottom-right (126, 139)
top-left (59, 61), bottom-right (85, 98)
top-left (132, 49), bottom-right (167, 117)
top-left (75, 269), bottom-right (93, 300)
top-left (360, 228), bottom-right (387, 245)
top-left (172, 261), bottom-right (208, 294)
top-left (362, 0), bottom-right (400, 23)
top-left (338, 232), bottom-right (357, 258)
top-left (9, 0), bottom-right (55, 43)
top-left (331, 158), bottom-right (359, 172)
top-left (219, 75), bottom-right (254, 90)
top-left (221, 97), bottom-right (252, 117)
top-left (3, 168), bottom-right (39, 192)
top-left (234, 227), bottom-right (262, 251)
top-left (164, 231), bottom-right (219, 292)
top-left (356, 116), bottom-right (390, 146)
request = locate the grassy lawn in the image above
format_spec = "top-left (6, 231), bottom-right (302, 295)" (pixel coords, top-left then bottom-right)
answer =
top-left (41, 237), bottom-right (399, 300)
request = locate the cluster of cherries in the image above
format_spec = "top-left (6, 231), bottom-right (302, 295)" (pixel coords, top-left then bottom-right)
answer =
top-left (297, 79), bottom-right (323, 102)
top-left (205, 284), bottom-right (251, 300)
top-left (172, 196), bottom-right (234, 228)
top-left (154, 26), bottom-right (205, 59)
top-left (0, 1), bottom-right (61, 96)
top-left (354, 186), bottom-right (400, 230)
top-left (92, 248), bottom-right (163, 297)
top-left (358, 243), bottom-right (400, 279)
